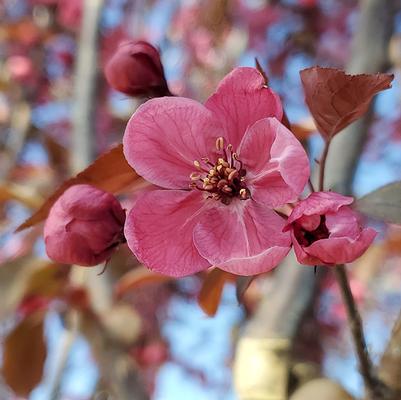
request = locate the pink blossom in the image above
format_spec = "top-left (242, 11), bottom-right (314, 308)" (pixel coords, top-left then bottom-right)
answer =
top-left (44, 185), bottom-right (126, 266)
top-left (123, 67), bottom-right (310, 277)
top-left (284, 191), bottom-right (376, 265)
top-left (57, 0), bottom-right (82, 31)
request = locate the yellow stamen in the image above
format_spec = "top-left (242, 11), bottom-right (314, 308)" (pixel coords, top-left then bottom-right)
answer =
top-left (190, 172), bottom-right (201, 181)
top-left (216, 137), bottom-right (225, 151)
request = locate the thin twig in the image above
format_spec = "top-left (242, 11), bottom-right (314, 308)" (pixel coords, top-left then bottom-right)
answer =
top-left (318, 138), bottom-right (331, 191)
top-left (319, 139), bottom-right (378, 398)
top-left (307, 178), bottom-right (315, 193)
top-left (334, 265), bottom-right (377, 399)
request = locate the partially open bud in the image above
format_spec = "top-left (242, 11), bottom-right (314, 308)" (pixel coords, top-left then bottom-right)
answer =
top-left (284, 192), bottom-right (376, 266)
top-left (44, 185), bottom-right (126, 266)
top-left (104, 40), bottom-right (170, 97)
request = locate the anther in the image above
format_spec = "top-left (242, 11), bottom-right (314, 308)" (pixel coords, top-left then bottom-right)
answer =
top-left (222, 186), bottom-right (233, 193)
top-left (239, 188), bottom-right (248, 199)
top-left (203, 184), bottom-right (214, 191)
top-left (190, 172), bottom-right (201, 181)
top-left (216, 137), bottom-right (225, 151)
top-left (217, 179), bottom-right (228, 189)
top-left (218, 158), bottom-right (229, 167)
top-left (228, 170), bottom-right (239, 181)
top-left (194, 160), bottom-right (201, 169)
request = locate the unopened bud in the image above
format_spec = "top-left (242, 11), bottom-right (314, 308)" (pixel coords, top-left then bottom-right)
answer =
top-left (44, 185), bottom-right (126, 266)
top-left (104, 41), bottom-right (170, 97)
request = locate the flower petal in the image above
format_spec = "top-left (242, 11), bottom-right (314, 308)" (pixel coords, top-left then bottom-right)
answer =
top-left (304, 228), bottom-right (377, 265)
top-left (193, 200), bottom-right (291, 275)
top-left (325, 207), bottom-right (361, 239)
top-left (291, 231), bottom-right (322, 266)
top-left (45, 228), bottom-right (115, 266)
top-left (124, 190), bottom-right (210, 276)
top-left (238, 118), bottom-right (310, 207)
top-left (297, 214), bottom-right (321, 231)
top-left (287, 191), bottom-right (354, 225)
top-left (205, 67), bottom-right (283, 149)
top-left (123, 97), bottom-right (223, 189)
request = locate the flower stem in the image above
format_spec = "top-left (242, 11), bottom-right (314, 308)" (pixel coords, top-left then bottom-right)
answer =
top-left (334, 264), bottom-right (378, 399)
top-left (318, 138), bottom-right (331, 191)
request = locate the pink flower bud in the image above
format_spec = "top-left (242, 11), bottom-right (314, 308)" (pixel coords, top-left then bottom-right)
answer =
top-left (44, 185), bottom-right (125, 266)
top-left (284, 191), bottom-right (376, 266)
top-left (104, 41), bottom-right (170, 97)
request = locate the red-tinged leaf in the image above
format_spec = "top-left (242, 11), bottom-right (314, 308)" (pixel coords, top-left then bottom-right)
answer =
top-left (198, 268), bottom-right (236, 316)
top-left (2, 313), bottom-right (47, 397)
top-left (114, 266), bottom-right (172, 298)
top-left (16, 144), bottom-right (143, 232)
top-left (354, 181), bottom-right (401, 224)
top-left (300, 67), bottom-right (393, 140)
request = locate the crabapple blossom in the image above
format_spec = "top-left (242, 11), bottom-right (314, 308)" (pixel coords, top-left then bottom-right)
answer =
top-left (284, 191), bottom-right (376, 266)
top-left (123, 67), bottom-right (310, 277)
top-left (44, 184), bottom-right (126, 266)
top-left (104, 40), bottom-right (170, 97)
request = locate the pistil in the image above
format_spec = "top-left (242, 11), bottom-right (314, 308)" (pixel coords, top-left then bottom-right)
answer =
top-left (189, 137), bottom-right (250, 205)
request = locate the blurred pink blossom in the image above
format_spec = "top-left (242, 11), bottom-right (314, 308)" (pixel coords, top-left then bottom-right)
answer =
top-left (6, 55), bottom-right (34, 83)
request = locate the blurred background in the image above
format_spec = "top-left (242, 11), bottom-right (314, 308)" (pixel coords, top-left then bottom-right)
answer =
top-left (1, 0), bottom-right (401, 399)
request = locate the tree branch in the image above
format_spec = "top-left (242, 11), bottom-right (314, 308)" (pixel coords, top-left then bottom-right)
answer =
top-left (70, 0), bottom-right (103, 173)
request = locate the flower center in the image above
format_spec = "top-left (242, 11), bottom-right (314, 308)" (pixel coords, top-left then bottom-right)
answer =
top-left (293, 215), bottom-right (330, 247)
top-left (189, 137), bottom-right (250, 205)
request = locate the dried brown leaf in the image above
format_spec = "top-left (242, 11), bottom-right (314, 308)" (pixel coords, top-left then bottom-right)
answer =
top-left (198, 268), bottom-right (235, 316)
top-left (300, 67), bottom-right (393, 139)
top-left (16, 144), bottom-right (142, 231)
top-left (2, 313), bottom-right (47, 397)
